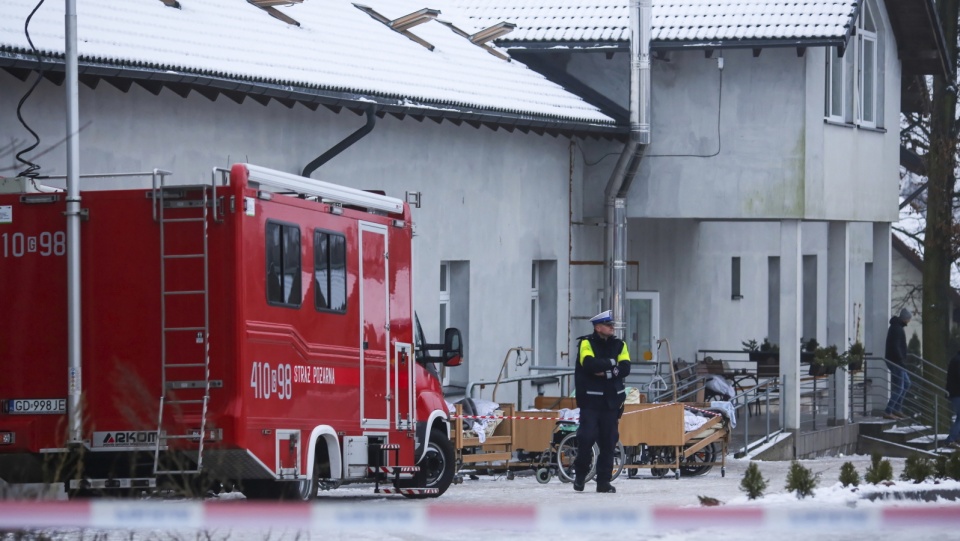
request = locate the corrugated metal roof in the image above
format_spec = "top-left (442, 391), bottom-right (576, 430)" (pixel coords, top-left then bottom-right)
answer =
top-left (0, 0), bottom-right (613, 125)
top-left (447, 0), bottom-right (857, 44)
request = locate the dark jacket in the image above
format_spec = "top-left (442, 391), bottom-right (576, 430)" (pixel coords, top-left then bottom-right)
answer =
top-left (947, 352), bottom-right (960, 399)
top-left (575, 332), bottom-right (632, 410)
top-left (884, 316), bottom-right (908, 366)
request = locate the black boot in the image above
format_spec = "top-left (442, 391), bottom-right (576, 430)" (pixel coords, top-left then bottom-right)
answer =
top-left (573, 477), bottom-right (585, 492)
top-left (596, 483), bottom-right (616, 493)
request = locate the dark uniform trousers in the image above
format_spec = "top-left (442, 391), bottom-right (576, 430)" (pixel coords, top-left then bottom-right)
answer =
top-left (573, 407), bottom-right (619, 484)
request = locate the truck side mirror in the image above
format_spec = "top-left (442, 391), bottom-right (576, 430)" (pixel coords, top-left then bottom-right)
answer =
top-left (443, 328), bottom-right (463, 367)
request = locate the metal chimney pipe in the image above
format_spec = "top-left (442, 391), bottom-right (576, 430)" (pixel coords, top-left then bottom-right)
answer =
top-left (604, 0), bottom-right (650, 336)
top-left (65, 0), bottom-right (83, 444)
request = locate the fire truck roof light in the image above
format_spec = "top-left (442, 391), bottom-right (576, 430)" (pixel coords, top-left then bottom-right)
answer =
top-left (242, 164), bottom-right (403, 215)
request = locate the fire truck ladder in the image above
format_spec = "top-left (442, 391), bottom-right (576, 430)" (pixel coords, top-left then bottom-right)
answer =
top-left (152, 175), bottom-right (216, 477)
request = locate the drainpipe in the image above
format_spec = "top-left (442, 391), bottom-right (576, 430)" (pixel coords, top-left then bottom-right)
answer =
top-left (605, 0), bottom-right (650, 336)
top-left (302, 106), bottom-right (377, 178)
top-left (65, 0), bottom-right (83, 445)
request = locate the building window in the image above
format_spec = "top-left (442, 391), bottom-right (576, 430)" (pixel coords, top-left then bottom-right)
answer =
top-left (439, 261), bottom-right (470, 388)
top-left (858, 2), bottom-right (879, 128)
top-left (531, 262), bottom-right (540, 365)
top-left (266, 221), bottom-right (301, 307)
top-left (825, 0), bottom-right (883, 128)
top-left (439, 262), bottom-right (450, 340)
top-left (314, 230), bottom-right (347, 312)
top-left (731, 257), bottom-right (742, 300)
top-left (825, 45), bottom-right (852, 122)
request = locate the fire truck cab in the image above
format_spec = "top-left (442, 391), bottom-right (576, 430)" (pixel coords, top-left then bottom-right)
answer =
top-left (0, 163), bottom-right (461, 499)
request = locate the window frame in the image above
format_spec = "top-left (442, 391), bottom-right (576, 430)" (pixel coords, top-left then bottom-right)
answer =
top-left (265, 220), bottom-right (302, 309)
top-left (858, 17), bottom-right (879, 128)
top-left (313, 228), bottom-right (348, 314)
top-left (824, 0), bottom-right (883, 129)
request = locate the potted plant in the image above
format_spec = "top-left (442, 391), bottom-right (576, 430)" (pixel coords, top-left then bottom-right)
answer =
top-left (800, 337), bottom-right (818, 365)
top-left (742, 338), bottom-right (778, 359)
top-left (846, 341), bottom-right (865, 372)
top-left (809, 344), bottom-right (847, 376)
top-left (743, 338), bottom-right (779, 378)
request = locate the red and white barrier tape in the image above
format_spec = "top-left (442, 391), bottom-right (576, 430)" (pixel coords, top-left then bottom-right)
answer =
top-left (0, 501), bottom-right (956, 532)
top-left (451, 402), bottom-right (680, 422)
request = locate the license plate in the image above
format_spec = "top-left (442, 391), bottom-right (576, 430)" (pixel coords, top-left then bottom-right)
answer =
top-left (5, 398), bottom-right (67, 415)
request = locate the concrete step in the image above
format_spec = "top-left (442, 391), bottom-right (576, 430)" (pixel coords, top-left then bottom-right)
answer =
top-left (858, 435), bottom-right (940, 459)
top-left (880, 423), bottom-right (934, 446)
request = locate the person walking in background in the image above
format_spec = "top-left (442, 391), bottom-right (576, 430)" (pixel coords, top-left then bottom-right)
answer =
top-left (884, 308), bottom-right (912, 420)
top-left (944, 350), bottom-right (960, 450)
top-left (573, 310), bottom-right (631, 493)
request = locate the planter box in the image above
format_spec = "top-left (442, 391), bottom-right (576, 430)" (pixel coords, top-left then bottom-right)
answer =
top-left (808, 363), bottom-right (838, 376)
top-left (750, 351), bottom-right (780, 378)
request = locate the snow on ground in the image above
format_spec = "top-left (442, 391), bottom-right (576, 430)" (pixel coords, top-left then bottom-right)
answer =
top-left (23, 454), bottom-right (960, 541)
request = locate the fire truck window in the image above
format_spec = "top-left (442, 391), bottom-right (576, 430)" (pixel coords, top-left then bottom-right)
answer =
top-left (266, 221), bottom-right (302, 307)
top-left (314, 230), bottom-right (347, 313)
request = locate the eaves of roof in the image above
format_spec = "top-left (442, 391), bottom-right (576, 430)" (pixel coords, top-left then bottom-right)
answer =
top-left (495, 0), bottom-right (952, 79)
top-left (882, 0), bottom-right (951, 80)
top-left (892, 234), bottom-right (960, 306)
top-left (0, 50), bottom-right (627, 140)
top-left (507, 35), bottom-right (849, 54)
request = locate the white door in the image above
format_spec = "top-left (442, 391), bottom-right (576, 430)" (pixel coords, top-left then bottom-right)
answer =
top-left (625, 292), bottom-right (659, 363)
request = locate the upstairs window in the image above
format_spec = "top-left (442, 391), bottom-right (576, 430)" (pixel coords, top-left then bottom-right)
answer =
top-left (858, 2), bottom-right (879, 128)
top-left (825, 0), bottom-right (884, 128)
top-left (825, 45), bottom-right (853, 123)
top-left (314, 230), bottom-right (347, 312)
top-left (266, 221), bottom-right (301, 307)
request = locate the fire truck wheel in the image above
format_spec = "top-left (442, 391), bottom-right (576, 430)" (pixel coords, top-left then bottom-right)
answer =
top-left (397, 428), bottom-right (454, 498)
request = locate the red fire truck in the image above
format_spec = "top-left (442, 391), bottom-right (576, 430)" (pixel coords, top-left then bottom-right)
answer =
top-left (0, 163), bottom-right (462, 499)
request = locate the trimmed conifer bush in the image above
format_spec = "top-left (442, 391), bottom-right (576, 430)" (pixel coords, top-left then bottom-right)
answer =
top-left (900, 454), bottom-right (935, 483)
top-left (838, 461), bottom-right (860, 487)
top-left (944, 450), bottom-right (960, 481)
top-left (740, 461), bottom-right (768, 500)
top-left (785, 460), bottom-right (817, 499)
top-left (864, 452), bottom-right (894, 484)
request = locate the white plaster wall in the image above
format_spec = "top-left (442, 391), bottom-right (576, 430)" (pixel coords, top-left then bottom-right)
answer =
top-left (0, 71), bottom-right (575, 406)
top-left (570, 48), bottom-right (809, 219)
top-left (608, 218), bottom-right (885, 366)
top-left (569, 44), bottom-right (899, 223)
top-left (810, 4), bottom-right (902, 223)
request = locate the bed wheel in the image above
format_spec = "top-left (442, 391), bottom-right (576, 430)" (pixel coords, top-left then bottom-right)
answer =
top-left (535, 468), bottom-right (552, 484)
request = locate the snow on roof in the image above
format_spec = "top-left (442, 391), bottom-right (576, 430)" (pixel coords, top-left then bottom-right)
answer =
top-left (447, 0), bottom-right (858, 44)
top-left (0, 0), bottom-right (612, 125)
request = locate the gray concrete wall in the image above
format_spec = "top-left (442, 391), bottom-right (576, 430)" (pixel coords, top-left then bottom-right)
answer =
top-left (0, 71), bottom-right (575, 408)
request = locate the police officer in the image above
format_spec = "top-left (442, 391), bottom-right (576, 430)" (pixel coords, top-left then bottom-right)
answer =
top-left (573, 310), bottom-right (631, 493)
